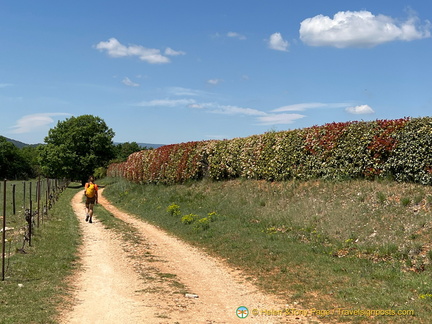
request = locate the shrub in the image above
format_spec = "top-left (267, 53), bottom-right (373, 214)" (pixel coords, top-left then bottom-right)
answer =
top-left (166, 203), bottom-right (181, 216)
top-left (94, 166), bottom-right (107, 179)
top-left (401, 197), bottom-right (411, 207)
top-left (181, 213), bottom-right (199, 225)
top-left (207, 211), bottom-right (218, 222)
top-left (107, 117), bottom-right (432, 186)
top-left (385, 118), bottom-right (432, 185)
top-left (194, 217), bottom-right (210, 230)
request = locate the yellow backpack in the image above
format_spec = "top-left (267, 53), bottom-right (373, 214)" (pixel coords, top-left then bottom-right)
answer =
top-left (86, 183), bottom-right (96, 198)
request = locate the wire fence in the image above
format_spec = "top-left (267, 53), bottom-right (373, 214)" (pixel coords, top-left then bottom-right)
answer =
top-left (1, 177), bottom-right (69, 281)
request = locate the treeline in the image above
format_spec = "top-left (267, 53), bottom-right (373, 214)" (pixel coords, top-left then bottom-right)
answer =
top-left (0, 136), bottom-right (38, 179)
top-left (0, 135), bottom-right (144, 180)
top-left (107, 117), bottom-right (432, 185)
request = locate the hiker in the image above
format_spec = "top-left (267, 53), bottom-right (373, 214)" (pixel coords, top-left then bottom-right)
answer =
top-left (84, 176), bottom-right (98, 223)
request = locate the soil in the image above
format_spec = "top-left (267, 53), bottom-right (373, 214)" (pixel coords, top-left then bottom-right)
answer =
top-left (59, 189), bottom-right (319, 323)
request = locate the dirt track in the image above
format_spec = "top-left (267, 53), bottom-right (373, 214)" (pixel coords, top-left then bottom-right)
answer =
top-left (60, 189), bottom-right (317, 323)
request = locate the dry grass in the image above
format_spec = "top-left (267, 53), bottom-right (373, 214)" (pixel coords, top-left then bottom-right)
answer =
top-left (102, 177), bottom-right (432, 323)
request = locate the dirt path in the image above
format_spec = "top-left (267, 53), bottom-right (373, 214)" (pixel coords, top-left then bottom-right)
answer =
top-left (61, 190), bottom-right (318, 323)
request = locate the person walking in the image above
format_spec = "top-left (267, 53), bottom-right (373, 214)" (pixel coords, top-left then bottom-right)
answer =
top-left (84, 176), bottom-right (98, 223)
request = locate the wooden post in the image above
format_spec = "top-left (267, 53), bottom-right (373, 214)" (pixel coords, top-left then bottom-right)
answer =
top-left (37, 177), bottom-right (41, 228)
top-left (12, 184), bottom-right (16, 215)
top-left (2, 180), bottom-right (7, 281)
top-left (45, 178), bottom-right (48, 220)
top-left (23, 181), bottom-right (26, 210)
top-left (29, 182), bottom-right (32, 247)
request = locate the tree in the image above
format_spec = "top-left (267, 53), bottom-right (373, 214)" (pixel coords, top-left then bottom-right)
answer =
top-left (38, 115), bottom-right (115, 184)
top-left (20, 145), bottom-right (40, 177)
top-left (0, 136), bottom-right (33, 179)
top-left (113, 141), bottom-right (143, 162)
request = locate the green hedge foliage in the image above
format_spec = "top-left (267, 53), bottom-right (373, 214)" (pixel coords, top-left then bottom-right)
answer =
top-left (107, 117), bottom-right (432, 185)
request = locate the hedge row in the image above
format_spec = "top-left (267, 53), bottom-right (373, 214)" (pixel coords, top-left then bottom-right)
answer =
top-left (107, 117), bottom-right (432, 185)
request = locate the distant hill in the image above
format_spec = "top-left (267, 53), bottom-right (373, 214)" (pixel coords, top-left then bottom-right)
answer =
top-left (113, 142), bottom-right (165, 149)
top-left (2, 136), bottom-right (165, 150)
top-left (137, 143), bottom-right (165, 149)
top-left (2, 136), bottom-right (40, 148)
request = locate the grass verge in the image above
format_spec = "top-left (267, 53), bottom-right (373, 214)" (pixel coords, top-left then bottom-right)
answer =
top-left (101, 177), bottom-right (432, 323)
top-left (0, 184), bottom-right (81, 324)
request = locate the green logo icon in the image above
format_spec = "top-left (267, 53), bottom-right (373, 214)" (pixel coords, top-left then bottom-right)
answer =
top-left (236, 306), bottom-right (249, 318)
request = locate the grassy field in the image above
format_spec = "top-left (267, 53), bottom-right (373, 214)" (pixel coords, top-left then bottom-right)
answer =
top-left (2, 177), bottom-right (432, 323)
top-left (0, 183), bottom-right (81, 324)
top-left (0, 179), bottom-right (66, 243)
top-left (101, 177), bottom-right (432, 323)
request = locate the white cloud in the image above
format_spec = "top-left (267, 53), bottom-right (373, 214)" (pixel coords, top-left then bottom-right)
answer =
top-left (188, 103), bottom-right (205, 109)
top-left (212, 105), bottom-right (267, 116)
top-left (300, 10), bottom-right (431, 48)
top-left (0, 83), bottom-right (13, 88)
top-left (272, 102), bottom-right (349, 112)
top-left (165, 47), bottom-right (186, 56)
top-left (257, 113), bottom-right (306, 125)
top-left (345, 104), bottom-right (375, 114)
top-left (167, 87), bottom-right (209, 97)
top-left (134, 95), bottom-right (310, 126)
top-left (207, 79), bottom-right (223, 85)
top-left (273, 102), bottom-right (328, 112)
top-left (136, 96), bottom-right (367, 125)
top-left (136, 98), bottom-right (196, 107)
top-left (122, 77), bottom-right (140, 87)
top-left (227, 31), bottom-right (246, 40)
top-left (184, 101), bottom-right (266, 116)
top-left (95, 38), bottom-right (174, 64)
top-left (10, 113), bottom-right (71, 134)
top-left (205, 103), bottom-right (307, 125)
top-left (268, 32), bottom-right (289, 51)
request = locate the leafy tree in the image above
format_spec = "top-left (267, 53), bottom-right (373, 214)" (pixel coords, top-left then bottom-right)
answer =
top-left (38, 115), bottom-right (115, 184)
top-left (113, 141), bottom-right (143, 162)
top-left (0, 136), bottom-right (33, 179)
top-left (20, 145), bottom-right (40, 177)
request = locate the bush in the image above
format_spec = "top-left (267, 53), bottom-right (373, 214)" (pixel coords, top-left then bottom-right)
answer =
top-left (166, 203), bottom-right (181, 216)
top-left (181, 213), bottom-right (199, 225)
top-left (107, 117), bottom-right (432, 186)
top-left (94, 166), bottom-right (107, 179)
top-left (385, 118), bottom-right (432, 185)
top-left (194, 217), bottom-right (211, 231)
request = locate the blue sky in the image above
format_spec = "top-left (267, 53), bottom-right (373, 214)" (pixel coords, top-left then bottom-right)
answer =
top-left (1, 1), bottom-right (431, 145)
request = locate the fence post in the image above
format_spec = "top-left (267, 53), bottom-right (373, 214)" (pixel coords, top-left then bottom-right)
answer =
top-left (34, 180), bottom-right (37, 206)
top-left (12, 184), bottom-right (16, 215)
top-left (45, 178), bottom-right (48, 220)
top-left (37, 177), bottom-right (41, 228)
top-left (28, 182), bottom-right (32, 247)
top-left (23, 181), bottom-right (26, 210)
top-left (2, 179), bottom-right (7, 281)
